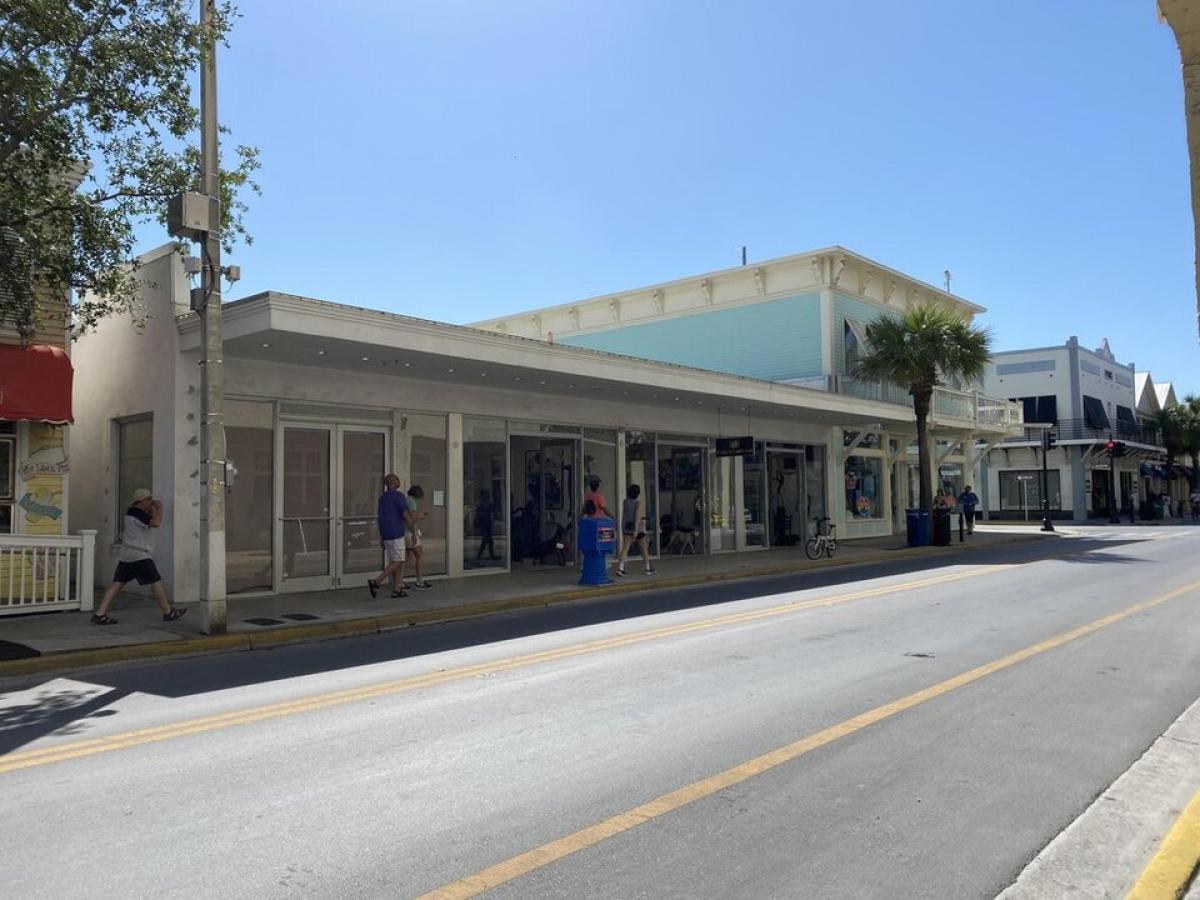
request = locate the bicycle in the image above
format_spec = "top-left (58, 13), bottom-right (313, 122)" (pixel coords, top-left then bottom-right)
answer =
top-left (804, 516), bottom-right (837, 560)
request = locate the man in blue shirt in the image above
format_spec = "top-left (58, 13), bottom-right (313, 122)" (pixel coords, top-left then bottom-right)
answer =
top-left (958, 485), bottom-right (980, 534)
top-left (369, 474), bottom-right (413, 599)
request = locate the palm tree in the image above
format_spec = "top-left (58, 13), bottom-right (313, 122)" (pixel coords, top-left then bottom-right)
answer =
top-left (1157, 397), bottom-right (1200, 498)
top-left (855, 305), bottom-right (992, 516)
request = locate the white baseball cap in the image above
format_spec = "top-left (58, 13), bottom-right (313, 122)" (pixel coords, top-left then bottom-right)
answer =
top-left (130, 488), bottom-right (152, 503)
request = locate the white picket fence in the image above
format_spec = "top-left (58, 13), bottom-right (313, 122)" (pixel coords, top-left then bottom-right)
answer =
top-left (0, 530), bottom-right (96, 616)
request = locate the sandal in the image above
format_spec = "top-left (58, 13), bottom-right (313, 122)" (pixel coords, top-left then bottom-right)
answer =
top-left (163, 607), bottom-right (188, 622)
top-left (90, 613), bottom-right (118, 625)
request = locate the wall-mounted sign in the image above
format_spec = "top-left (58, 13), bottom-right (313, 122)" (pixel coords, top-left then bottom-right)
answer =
top-left (715, 436), bottom-right (755, 457)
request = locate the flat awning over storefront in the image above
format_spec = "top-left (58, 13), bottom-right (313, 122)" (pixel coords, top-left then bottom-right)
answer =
top-left (0, 343), bottom-right (73, 424)
top-left (178, 291), bottom-right (916, 430)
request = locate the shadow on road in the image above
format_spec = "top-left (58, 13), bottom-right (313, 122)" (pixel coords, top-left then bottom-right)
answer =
top-left (0, 535), bottom-right (1154, 755)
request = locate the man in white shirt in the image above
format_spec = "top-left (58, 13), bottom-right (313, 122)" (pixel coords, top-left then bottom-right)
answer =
top-left (91, 488), bottom-right (187, 625)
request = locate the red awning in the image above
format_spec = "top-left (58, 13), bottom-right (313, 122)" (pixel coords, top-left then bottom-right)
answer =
top-left (0, 344), bottom-right (73, 424)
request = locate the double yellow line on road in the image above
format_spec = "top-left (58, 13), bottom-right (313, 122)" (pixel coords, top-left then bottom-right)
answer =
top-left (0, 566), bottom-right (1007, 776)
top-left (419, 577), bottom-right (1200, 900)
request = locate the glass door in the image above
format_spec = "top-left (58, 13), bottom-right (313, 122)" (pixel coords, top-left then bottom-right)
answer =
top-left (280, 426), bottom-right (334, 591)
top-left (659, 444), bottom-right (705, 555)
top-left (625, 434), bottom-right (658, 557)
top-left (767, 452), bottom-right (804, 546)
top-left (337, 427), bottom-right (389, 582)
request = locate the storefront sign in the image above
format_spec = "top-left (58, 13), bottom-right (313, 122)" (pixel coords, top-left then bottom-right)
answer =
top-left (715, 436), bottom-right (754, 457)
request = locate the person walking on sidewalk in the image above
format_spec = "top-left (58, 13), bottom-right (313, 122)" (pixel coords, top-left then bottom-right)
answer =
top-left (616, 483), bottom-right (655, 577)
top-left (369, 474), bottom-right (413, 600)
top-left (957, 485), bottom-right (979, 534)
top-left (585, 476), bottom-right (610, 519)
top-left (1191, 487), bottom-right (1200, 521)
top-left (404, 484), bottom-right (431, 590)
top-left (91, 489), bottom-right (187, 625)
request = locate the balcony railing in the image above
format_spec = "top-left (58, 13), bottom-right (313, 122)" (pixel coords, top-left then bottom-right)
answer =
top-left (0, 530), bottom-right (96, 616)
top-left (812, 376), bottom-right (1023, 431)
top-left (1001, 418), bottom-right (1163, 446)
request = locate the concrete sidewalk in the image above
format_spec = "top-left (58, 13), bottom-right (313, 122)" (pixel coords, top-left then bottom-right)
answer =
top-left (0, 527), bottom-right (1046, 675)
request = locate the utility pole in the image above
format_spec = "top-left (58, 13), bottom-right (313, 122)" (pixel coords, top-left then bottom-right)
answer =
top-left (943, 269), bottom-right (952, 292)
top-left (198, 0), bottom-right (226, 632)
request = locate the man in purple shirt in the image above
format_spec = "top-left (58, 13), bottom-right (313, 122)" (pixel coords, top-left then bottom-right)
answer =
top-left (369, 474), bottom-right (413, 599)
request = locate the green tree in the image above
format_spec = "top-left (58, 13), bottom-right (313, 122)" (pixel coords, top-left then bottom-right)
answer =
top-left (855, 305), bottom-right (992, 515)
top-left (1156, 397), bottom-right (1200, 496)
top-left (0, 0), bottom-right (260, 341)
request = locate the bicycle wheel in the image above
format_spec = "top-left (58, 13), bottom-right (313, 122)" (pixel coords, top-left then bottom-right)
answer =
top-left (804, 538), bottom-right (823, 560)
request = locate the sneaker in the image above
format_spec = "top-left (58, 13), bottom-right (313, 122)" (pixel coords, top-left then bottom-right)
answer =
top-left (163, 607), bottom-right (188, 622)
top-left (413, 581), bottom-right (432, 590)
top-left (367, 579), bottom-right (380, 599)
top-left (391, 590), bottom-right (408, 599)
top-left (615, 566), bottom-right (626, 577)
top-left (90, 613), bottom-right (118, 625)
top-left (644, 567), bottom-right (656, 575)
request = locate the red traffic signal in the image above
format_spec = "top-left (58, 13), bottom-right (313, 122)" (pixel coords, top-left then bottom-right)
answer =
top-left (1105, 439), bottom-right (1115, 452)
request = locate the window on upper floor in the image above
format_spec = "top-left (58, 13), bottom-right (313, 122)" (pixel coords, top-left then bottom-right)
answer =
top-left (1009, 395), bottom-right (1058, 425)
top-left (843, 318), bottom-right (871, 376)
top-left (1104, 370), bottom-right (1114, 381)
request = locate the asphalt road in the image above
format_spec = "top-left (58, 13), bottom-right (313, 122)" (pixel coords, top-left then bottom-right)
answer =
top-left (2, 526), bottom-right (1199, 899)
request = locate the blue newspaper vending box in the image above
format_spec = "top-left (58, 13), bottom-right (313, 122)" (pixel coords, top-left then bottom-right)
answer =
top-left (578, 516), bottom-right (616, 585)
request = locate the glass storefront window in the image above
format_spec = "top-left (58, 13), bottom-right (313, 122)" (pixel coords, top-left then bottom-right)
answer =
top-left (709, 452), bottom-right (736, 551)
top-left (584, 437), bottom-right (616, 520)
top-left (625, 433), bottom-right (658, 556)
top-left (999, 470), bottom-right (1061, 511)
top-left (743, 443), bottom-right (766, 547)
top-left (116, 416), bottom-right (153, 537)
top-left (845, 455), bottom-right (883, 519)
top-left (938, 464), bottom-right (965, 508)
top-left (225, 400), bottom-right (273, 593)
top-left (659, 443), bottom-right (705, 554)
top-left (399, 413), bottom-right (448, 577)
top-left (463, 417), bottom-right (507, 569)
top-left (0, 430), bottom-right (13, 534)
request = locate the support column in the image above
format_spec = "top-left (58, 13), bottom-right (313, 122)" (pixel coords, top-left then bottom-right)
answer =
top-left (1071, 446), bottom-right (1089, 523)
top-left (819, 288), bottom-right (835, 378)
top-left (447, 414), bottom-right (464, 576)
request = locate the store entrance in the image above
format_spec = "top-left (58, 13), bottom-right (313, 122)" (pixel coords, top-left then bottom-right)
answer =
top-left (766, 446), bottom-right (826, 546)
top-left (509, 436), bottom-right (579, 565)
top-left (658, 443), bottom-right (705, 555)
top-left (278, 423), bottom-right (389, 591)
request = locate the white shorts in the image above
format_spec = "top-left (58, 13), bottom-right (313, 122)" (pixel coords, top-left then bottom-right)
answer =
top-left (383, 538), bottom-right (406, 563)
top-left (405, 529), bottom-right (422, 550)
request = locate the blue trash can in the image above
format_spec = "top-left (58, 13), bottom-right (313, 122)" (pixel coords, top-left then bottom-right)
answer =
top-left (578, 516), bottom-right (616, 585)
top-left (905, 509), bottom-right (930, 547)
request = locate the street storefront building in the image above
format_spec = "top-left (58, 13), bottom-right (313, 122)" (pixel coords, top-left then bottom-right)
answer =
top-left (979, 337), bottom-right (1173, 522)
top-left (0, 333), bottom-right (96, 615)
top-left (68, 244), bottom-right (1022, 605)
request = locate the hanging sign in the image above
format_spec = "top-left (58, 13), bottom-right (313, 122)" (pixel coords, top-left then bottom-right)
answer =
top-left (715, 436), bottom-right (755, 457)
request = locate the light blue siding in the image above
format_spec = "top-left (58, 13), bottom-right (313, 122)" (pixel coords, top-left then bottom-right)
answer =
top-left (834, 293), bottom-right (900, 375)
top-left (560, 293), bottom-right (823, 382)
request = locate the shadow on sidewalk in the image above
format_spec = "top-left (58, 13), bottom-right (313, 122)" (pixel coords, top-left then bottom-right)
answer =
top-left (0, 534), bottom-right (1149, 756)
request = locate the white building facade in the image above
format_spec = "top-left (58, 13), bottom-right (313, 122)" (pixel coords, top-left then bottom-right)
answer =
top-left (69, 245), bottom-right (1021, 607)
top-left (979, 337), bottom-right (1168, 522)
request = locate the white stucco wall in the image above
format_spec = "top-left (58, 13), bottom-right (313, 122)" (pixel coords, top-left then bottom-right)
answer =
top-left (70, 244), bottom-right (199, 602)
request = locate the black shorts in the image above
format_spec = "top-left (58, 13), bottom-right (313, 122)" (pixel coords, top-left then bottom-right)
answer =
top-left (114, 559), bottom-right (162, 586)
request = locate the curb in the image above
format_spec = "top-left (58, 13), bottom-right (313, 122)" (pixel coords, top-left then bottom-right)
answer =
top-left (0, 533), bottom-right (1041, 678)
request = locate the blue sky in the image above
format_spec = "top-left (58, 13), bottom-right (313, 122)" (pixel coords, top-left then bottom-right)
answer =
top-left (166, 1), bottom-right (1197, 394)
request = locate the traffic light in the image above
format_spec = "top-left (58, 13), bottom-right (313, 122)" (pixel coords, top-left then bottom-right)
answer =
top-left (1041, 430), bottom-right (1056, 452)
top-left (1106, 439), bottom-right (1127, 457)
